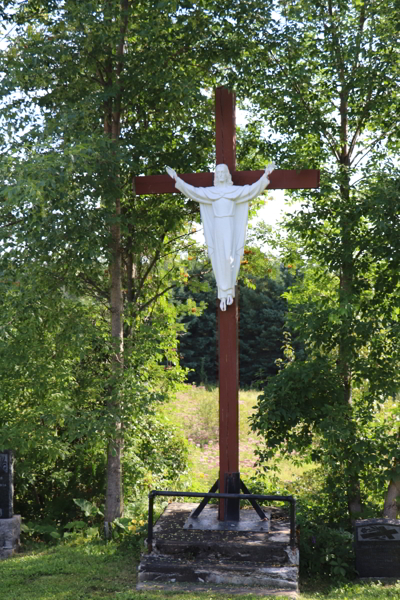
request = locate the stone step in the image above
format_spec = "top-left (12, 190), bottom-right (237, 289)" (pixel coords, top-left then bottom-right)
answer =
top-left (154, 536), bottom-right (298, 565)
top-left (0, 515), bottom-right (21, 561)
top-left (138, 502), bottom-right (299, 596)
top-left (138, 555), bottom-right (298, 590)
top-left (151, 502), bottom-right (296, 563)
top-left (137, 581), bottom-right (298, 598)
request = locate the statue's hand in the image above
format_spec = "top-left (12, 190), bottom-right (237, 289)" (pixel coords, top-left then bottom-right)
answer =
top-left (166, 166), bottom-right (177, 181)
top-left (265, 162), bottom-right (276, 176)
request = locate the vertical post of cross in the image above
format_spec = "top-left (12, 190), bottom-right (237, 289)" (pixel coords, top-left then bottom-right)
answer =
top-left (215, 86), bottom-right (236, 172)
top-left (215, 87), bottom-right (240, 521)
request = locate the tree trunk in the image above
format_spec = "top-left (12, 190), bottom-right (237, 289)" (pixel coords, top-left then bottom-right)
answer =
top-left (102, 0), bottom-right (130, 538)
top-left (338, 88), bottom-right (363, 521)
top-left (104, 196), bottom-right (124, 535)
top-left (339, 235), bottom-right (362, 520)
top-left (103, 113), bottom-right (124, 532)
top-left (383, 478), bottom-right (400, 519)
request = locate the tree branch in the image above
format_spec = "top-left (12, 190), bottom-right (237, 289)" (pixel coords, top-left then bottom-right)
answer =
top-left (348, 0), bottom-right (368, 82)
top-left (132, 244), bottom-right (163, 304)
top-left (327, 0), bottom-right (346, 80)
top-left (77, 273), bottom-right (109, 301)
top-left (136, 283), bottom-right (177, 314)
top-left (350, 127), bottom-right (395, 169)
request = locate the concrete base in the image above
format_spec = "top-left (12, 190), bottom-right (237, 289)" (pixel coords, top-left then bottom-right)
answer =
top-left (0, 515), bottom-right (21, 560)
top-left (184, 505), bottom-right (271, 532)
top-left (138, 502), bottom-right (299, 597)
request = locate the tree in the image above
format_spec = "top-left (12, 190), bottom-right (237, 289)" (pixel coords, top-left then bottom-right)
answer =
top-left (0, 0), bottom-right (242, 532)
top-left (0, 259), bottom-right (189, 523)
top-left (231, 0), bottom-right (400, 519)
top-left (176, 255), bottom-right (297, 388)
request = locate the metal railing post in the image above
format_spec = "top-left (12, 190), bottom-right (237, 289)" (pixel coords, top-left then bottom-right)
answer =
top-left (290, 498), bottom-right (296, 547)
top-left (147, 492), bottom-right (154, 552)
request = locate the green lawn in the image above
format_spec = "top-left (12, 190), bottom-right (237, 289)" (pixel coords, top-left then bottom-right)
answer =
top-left (0, 542), bottom-right (136, 600)
top-left (1, 541), bottom-right (399, 600)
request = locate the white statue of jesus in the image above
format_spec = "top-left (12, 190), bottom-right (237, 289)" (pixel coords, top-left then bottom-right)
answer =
top-left (166, 163), bottom-right (276, 311)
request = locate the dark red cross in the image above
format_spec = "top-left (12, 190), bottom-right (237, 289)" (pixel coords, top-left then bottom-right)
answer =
top-left (135, 87), bottom-right (319, 520)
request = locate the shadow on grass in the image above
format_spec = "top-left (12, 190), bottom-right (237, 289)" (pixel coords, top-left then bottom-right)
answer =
top-left (1, 540), bottom-right (399, 600)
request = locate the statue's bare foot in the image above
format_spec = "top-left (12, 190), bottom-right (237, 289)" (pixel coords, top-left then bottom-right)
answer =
top-left (227, 295), bottom-right (233, 306)
top-left (220, 298), bottom-right (227, 311)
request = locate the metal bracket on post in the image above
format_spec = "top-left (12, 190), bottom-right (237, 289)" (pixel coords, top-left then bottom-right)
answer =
top-left (191, 480), bottom-right (219, 519)
top-left (224, 472), bottom-right (240, 521)
top-left (240, 479), bottom-right (268, 520)
top-left (189, 476), bottom-right (268, 522)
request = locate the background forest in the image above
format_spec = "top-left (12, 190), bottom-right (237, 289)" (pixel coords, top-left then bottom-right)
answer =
top-left (0, 0), bottom-right (399, 584)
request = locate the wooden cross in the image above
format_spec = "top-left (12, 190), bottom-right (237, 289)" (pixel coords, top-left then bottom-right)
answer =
top-left (135, 87), bottom-right (319, 521)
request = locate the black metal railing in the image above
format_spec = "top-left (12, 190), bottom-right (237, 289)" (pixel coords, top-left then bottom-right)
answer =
top-left (147, 490), bottom-right (296, 551)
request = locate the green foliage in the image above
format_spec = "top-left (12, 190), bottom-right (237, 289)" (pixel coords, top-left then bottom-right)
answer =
top-left (176, 255), bottom-right (297, 388)
top-left (0, 0), bottom-right (229, 523)
top-left (235, 0), bottom-right (400, 519)
top-left (293, 471), bottom-right (356, 580)
top-left (125, 413), bottom-right (189, 492)
top-left (245, 468), bottom-right (357, 580)
top-left (73, 498), bottom-right (104, 518)
top-left (19, 492), bottom-right (151, 545)
top-left (300, 524), bottom-right (355, 581)
top-left (0, 261), bottom-right (189, 523)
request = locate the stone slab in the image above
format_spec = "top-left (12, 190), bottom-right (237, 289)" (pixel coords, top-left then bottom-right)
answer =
top-left (139, 502), bottom-right (299, 595)
top-left (0, 450), bottom-right (13, 519)
top-left (153, 502), bottom-right (293, 551)
top-left (137, 581), bottom-right (298, 597)
top-left (184, 504), bottom-right (271, 532)
top-left (139, 556), bottom-right (298, 588)
top-left (355, 518), bottom-right (400, 578)
top-left (0, 515), bottom-right (21, 560)
top-left (356, 519), bottom-right (400, 542)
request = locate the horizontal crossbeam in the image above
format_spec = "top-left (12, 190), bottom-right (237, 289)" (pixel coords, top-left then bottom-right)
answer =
top-left (134, 169), bottom-right (320, 196)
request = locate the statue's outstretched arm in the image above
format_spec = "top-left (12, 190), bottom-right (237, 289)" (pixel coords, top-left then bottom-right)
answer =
top-left (166, 166), bottom-right (177, 180)
top-left (235, 163), bottom-right (276, 204)
top-left (265, 162), bottom-right (276, 177)
top-left (166, 167), bottom-right (212, 204)
top-left (179, 185), bottom-right (213, 205)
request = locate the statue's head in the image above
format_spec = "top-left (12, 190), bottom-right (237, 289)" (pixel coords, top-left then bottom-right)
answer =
top-left (214, 164), bottom-right (233, 187)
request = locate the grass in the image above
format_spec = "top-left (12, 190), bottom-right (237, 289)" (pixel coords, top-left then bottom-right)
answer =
top-left (0, 541), bottom-right (136, 600)
top-left (164, 385), bottom-right (315, 490)
top-left (1, 540), bottom-right (399, 600)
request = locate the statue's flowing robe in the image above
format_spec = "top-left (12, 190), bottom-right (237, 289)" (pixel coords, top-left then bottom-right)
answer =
top-left (175, 174), bottom-right (270, 299)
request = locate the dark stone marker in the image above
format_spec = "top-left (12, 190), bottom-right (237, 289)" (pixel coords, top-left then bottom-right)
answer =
top-left (0, 451), bottom-right (13, 519)
top-left (355, 518), bottom-right (400, 578)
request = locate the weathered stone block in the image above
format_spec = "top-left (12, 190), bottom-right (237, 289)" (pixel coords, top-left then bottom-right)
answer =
top-left (0, 515), bottom-right (21, 560)
top-left (0, 450), bottom-right (13, 519)
top-left (138, 502), bottom-right (299, 596)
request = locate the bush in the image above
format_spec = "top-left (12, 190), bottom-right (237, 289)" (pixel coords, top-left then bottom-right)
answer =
top-left (14, 412), bottom-right (188, 532)
top-left (245, 468), bottom-right (357, 580)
